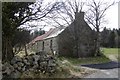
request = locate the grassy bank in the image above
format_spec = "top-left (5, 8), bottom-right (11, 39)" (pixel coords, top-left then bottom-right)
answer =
top-left (101, 48), bottom-right (119, 61)
top-left (101, 48), bottom-right (119, 54)
top-left (58, 48), bottom-right (120, 65)
top-left (59, 56), bottom-right (110, 66)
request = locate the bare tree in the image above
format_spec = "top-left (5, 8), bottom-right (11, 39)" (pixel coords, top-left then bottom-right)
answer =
top-left (44, 0), bottom-right (86, 57)
top-left (2, 0), bottom-right (62, 61)
top-left (45, 0), bottom-right (118, 57)
top-left (20, 0), bottom-right (63, 26)
top-left (45, 0), bottom-right (86, 27)
top-left (85, 0), bottom-right (116, 56)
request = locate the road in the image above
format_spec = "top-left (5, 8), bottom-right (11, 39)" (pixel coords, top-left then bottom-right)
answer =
top-left (81, 61), bottom-right (120, 78)
top-left (85, 68), bottom-right (119, 78)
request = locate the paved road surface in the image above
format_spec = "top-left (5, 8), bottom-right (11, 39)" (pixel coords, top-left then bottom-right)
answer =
top-left (85, 68), bottom-right (119, 78)
top-left (81, 61), bottom-right (120, 78)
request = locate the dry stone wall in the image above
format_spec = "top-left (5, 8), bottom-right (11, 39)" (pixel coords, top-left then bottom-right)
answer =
top-left (2, 51), bottom-right (57, 78)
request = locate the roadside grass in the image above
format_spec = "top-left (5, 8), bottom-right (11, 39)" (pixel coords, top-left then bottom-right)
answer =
top-left (58, 55), bottom-right (110, 66)
top-left (54, 58), bottom-right (96, 78)
top-left (101, 48), bottom-right (120, 61)
top-left (101, 48), bottom-right (119, 54)
top-left (58, 48), bottom-right (120, 65)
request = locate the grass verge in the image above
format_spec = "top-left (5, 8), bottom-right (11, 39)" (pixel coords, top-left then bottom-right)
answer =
top-left (101, 48), bottom-right (120, 61)
top-left (58, 56), bottom-right (110, 65)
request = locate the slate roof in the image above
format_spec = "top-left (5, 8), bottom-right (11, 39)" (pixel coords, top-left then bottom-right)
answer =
top-left (30, 27), bottom-right (65, 44)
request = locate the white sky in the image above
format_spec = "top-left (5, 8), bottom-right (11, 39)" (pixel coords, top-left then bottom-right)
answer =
top-left (46, 0), bottom-right (119, 31)
top-left (105, 2), bottom-right (118, 30)
top-left (27, 0), bottom-right (119, 31)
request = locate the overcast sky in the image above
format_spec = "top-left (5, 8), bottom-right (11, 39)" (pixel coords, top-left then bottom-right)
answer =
top-left (46, 0), bottom-right (119, 31)
top-left (105, 2), bottom-right (118, 29)
top-left (27, 0), bottom-right (119, 32)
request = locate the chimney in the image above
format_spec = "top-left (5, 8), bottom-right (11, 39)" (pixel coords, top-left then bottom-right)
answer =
top-left (75, 12), bottom-right (85, 21)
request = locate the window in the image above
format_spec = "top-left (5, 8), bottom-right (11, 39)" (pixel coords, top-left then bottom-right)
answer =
top-left (42, 41), bottom-right (44, 51)
top-left (50, 40), bottom-right (52, 48)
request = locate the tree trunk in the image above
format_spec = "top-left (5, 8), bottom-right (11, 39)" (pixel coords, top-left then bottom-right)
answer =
top-left (95, 27), bottom-right (101, 56)
top-left (24, 44), bottom-right (28, 56)
top-left (2, 37), bottom-right (14, 62)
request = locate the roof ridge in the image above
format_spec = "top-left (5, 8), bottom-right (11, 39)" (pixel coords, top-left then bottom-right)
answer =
top-left (45, 28), bottom-right (55, 37)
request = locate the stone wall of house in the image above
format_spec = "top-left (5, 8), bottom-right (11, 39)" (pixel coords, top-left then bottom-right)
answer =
top-left (57, 12), bottom-right (96, 57)
top-left (30, 41), bottom-right (43, 52)
top-left (43, 37), bottom-right (58, 54)
top-left (30, 37), bottom-right (58, 54)
top-left (29, 12), bottom-right (96, 58)
top-left (57, 26), bottom-right (76, 57)
top-left (76, 22), bottom-right (96, 57)
top-left (52, 37), bottom-right (59, 54)
top-left (74, 12), bottom-right (96, 57)
top-left (37, 41), bottom-right (43, 51)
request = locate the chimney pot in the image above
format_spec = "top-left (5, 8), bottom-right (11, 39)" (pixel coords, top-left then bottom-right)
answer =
top-left (75, 12), bottom-right (85, 20)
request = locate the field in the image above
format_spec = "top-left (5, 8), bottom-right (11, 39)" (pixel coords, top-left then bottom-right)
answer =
top-left (101, 48), bottom-right (119, 61)
top-left (101, 48), bottom-right (119, 54)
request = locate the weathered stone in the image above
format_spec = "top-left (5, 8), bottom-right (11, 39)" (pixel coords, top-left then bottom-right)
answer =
top-left (36, 51), bottom-right (47, 56)
top-left (2, 62), bottom-right (14, 75)
top-left (23, 58), bottom-right (30, 65)
top-left (13, 64), bottom-right (18, 69)
top-left (2, 67), bottom-right (11, 75)
top-left (22, 66), bottom-right (26, 71)
top-left (35, 51), bottom-right (42, 55)
top-left (27, 56), bottom-right (34, 64)
top-left (39, 61), bottom-right (47, 67)
top-left (9, 65), bottom-right (15, 71)
top-left (9, 70), bottom-right (21, 78)
top-left (17, 62), bottom-right (24, 67)
top-left (48, 60), bottom-right (56, 67)
top-left (32, 63), bottom-right (39, 69)
top-left (11, 56), bottom-right (22, 64)
top-left (32, 54), bottom-right (40, 64)
top-left (2, 51), bottom-right (58, 78)
top-left (18, 67), bottom-right (22, 71)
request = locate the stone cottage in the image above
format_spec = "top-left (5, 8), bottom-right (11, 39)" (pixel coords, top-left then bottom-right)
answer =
top-left (29, 12), bottom-right (96, 58)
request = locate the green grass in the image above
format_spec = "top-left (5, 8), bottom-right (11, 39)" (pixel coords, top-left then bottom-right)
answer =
top-left (58, 48), bottom-right (120, 65)
top-left (101, 48), bottom-right (120, 61)
top-left (58, 56), bottom-right (110, 65)
top-left (58, 47), bottom-right (120, 65)
top-left (101, 48), bottom-right (119, 54)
